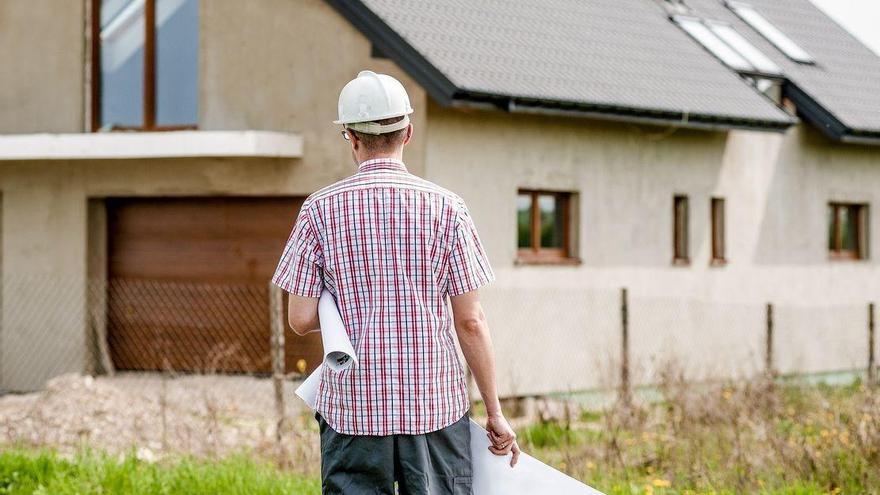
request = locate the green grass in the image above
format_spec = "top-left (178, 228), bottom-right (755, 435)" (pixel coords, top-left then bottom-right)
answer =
top-left (0, 448), bottom-right (320, 495)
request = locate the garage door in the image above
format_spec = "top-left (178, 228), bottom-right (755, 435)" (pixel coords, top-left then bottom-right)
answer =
top-left (105, 197), bottom-right (323, 374)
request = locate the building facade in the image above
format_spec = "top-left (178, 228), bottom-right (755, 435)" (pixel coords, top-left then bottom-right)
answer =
top-left (1, 0), bottom-right (878, 394)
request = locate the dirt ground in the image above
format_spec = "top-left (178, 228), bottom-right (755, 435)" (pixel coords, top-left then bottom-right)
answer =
top-left (0, 373), bottom-right (320, 470)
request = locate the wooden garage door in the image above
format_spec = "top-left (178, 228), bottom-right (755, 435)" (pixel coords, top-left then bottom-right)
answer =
top-left (106, 197), bottom-right (323, 374)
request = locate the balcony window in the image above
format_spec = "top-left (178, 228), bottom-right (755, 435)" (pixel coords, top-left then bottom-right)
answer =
top-left (93, 0), bottom-right (199, 131)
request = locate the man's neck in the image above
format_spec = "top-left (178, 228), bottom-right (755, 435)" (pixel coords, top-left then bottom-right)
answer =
top-left (356, 151), bottom-right (403, 164)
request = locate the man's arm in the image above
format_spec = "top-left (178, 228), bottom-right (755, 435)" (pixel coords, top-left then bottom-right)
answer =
top-left (451, 290), bottom-right (520, 467)
top-left (288, 294), bottom-right (320, 336)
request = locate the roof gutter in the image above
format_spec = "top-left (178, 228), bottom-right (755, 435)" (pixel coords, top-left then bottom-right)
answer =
top-left (505, 99), bottom-right (791, 133)
top-left (451, 92), bottom-right (793, 133)
top-left (784, 82), bottom-right (880, 146)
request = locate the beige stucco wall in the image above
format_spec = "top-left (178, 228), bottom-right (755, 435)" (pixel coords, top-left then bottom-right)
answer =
top-left (1, 0), bottom-right (877, 395)
top-left (424, 102), bottom-right (880, 395)
top-left (0, 0), bottom-right (85, 133)
top-left (0, 0), bottom-right (425, 390)
top-left (199, 0), bottom-right (428, 183)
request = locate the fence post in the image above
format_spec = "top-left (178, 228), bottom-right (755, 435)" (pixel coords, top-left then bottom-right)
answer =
top-left (765, 303), bottom-right (774, 378)
top-left (869, 302), bottom-right (876, 386)
top-left (268, 283), bottom-right (286, 459)
top-left (619, 287), bottom-right (631, 406)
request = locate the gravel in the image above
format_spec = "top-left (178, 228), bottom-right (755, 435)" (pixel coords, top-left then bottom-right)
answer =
top-left (0, 373), bottom-right (320, 469)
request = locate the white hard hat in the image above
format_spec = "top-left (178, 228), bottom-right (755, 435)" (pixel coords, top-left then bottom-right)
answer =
top-left (334, 70), bottom-right (414, 135)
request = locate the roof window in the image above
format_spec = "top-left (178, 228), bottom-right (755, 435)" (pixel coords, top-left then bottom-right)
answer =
top-left (726, 1), bottom-right (815, 64)
top-left (673, 16), bottom-right (783, 76)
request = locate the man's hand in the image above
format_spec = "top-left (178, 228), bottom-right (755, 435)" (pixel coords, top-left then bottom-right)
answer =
top-left (486, 413), bottom-right (520, 467)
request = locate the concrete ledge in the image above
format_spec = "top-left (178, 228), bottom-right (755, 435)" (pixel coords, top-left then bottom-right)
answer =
top-left (0, 130), bottom-right (303, 160)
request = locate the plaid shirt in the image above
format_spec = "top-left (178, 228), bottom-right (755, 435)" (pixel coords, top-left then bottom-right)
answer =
top-left (272, 157), bottom-right (494, 435)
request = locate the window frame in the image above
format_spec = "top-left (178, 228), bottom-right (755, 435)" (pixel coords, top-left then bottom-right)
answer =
top-left (673, 194), bottom-right (690, 265)
top-left (711, 197), bottom-right (726, 265)
top-left (828, 202), bottom-right (869, 261)
top-left (90, 0), bottom-right (198, 132)
top-left (516, 189), bottom-right (577, 265)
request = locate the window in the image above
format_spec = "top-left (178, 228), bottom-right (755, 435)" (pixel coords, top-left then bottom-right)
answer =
top-left (673, 16), bottom-right (782, 76)
top-left (673, 195), bottom-right (689, 264)
top-left (92, 0), bottom-right (199, 131)
top-left (828, 203), bottom-right (869, 260)
top-left (517, 190), bottom-right (575, 263)
top-left (674, 16), bottom-right (752, 72)
top-left (726, 1), bottom-right (814, 64)
top-left (706, 22), bottom-right (782, 75)
top-left (711, 197), bottom-right (726, 264)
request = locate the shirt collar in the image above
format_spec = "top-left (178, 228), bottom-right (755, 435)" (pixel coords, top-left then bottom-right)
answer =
top-left (357, 157), bottom-right (408, 173)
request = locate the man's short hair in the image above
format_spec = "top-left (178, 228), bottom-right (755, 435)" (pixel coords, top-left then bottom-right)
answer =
top-left (347, 116), bottom-right (408, 153)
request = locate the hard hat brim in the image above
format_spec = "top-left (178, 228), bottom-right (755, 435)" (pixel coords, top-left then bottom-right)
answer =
top-left (333, 108), bottom-right (414, 126)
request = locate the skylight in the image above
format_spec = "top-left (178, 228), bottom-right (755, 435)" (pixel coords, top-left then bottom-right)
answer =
top-left (707, 22), bottom-right (782, 75)
top-left (673, 16), bottom-right (783, 76)
top-left (726, 1), bottom-right (815, 64)
top-left (674, 16), bottom-right (752, 72)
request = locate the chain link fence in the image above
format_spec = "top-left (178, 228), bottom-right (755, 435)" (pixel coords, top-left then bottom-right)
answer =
top-left (0, 274), bottom-right (876, 462)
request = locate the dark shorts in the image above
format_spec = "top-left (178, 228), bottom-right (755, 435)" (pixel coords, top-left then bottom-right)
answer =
top-left (315, 411), bottom-right (473, 495)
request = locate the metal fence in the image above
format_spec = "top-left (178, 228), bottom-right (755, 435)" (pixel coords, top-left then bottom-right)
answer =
top-left (1, 275), bottom-right (876, 394)
top-left (0, 274), bottom-right (876, 461)
top-left (479, 286), bottom-right (877, 400)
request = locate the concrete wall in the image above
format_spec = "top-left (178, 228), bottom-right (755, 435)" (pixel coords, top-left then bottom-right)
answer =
top-left (1, 0), bottom-right (877, 394)
top-left (0, 0), bottom-right (85, 133)
top-left (199, 0), bottom-right (428, 185)
top-left (0, 0), bottom-right (425, 390)
top-left (424, 102), bottom-right (880, 395)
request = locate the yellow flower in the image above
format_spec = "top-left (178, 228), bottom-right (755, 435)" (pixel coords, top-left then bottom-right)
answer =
top-left (652, 478), bottom-right (672, 488)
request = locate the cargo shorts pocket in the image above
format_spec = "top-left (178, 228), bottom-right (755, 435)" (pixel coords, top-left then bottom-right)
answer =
top-left (453, 476), bottom-right (472, 495)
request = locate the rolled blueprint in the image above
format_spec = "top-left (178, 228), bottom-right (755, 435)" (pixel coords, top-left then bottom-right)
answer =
top-left (317, 290), bottom-right (357, 371)
top-left (294, 289), bottom-right (357, 409)
top-left (294, 290), bottom-right (605, 495)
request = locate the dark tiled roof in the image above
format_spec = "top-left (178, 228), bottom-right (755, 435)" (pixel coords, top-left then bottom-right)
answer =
top-left (330, 0), bottom-right (794, 131)
top-left (688, 0), bottom-right (880, 141)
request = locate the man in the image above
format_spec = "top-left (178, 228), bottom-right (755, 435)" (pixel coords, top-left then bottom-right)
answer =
top-left (272, 70), bottom-right (518, 494)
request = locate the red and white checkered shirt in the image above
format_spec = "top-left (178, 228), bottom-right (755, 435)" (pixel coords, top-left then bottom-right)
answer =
top-left (272, 157), bottom-right (494, 435)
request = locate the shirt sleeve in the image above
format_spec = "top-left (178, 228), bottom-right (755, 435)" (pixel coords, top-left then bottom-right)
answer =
top-left (272, 204), bottom-right (324, 297)
top-left (447, 202), bottom-right (495, 296)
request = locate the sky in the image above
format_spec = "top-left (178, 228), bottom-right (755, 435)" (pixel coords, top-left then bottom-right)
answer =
top-left (809, 0), bottom-right (880, 56)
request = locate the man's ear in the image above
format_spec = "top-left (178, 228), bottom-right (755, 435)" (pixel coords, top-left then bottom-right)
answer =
top-left (349, 131), bottom-right (360, 151)
top-left (403, 124), bottom-right (414, 145)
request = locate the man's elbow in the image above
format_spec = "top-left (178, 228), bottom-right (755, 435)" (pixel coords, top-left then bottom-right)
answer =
top-left (456, 311), bottom-right (487, 337)
top-left (288, 314), bottom-right (312, 336)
